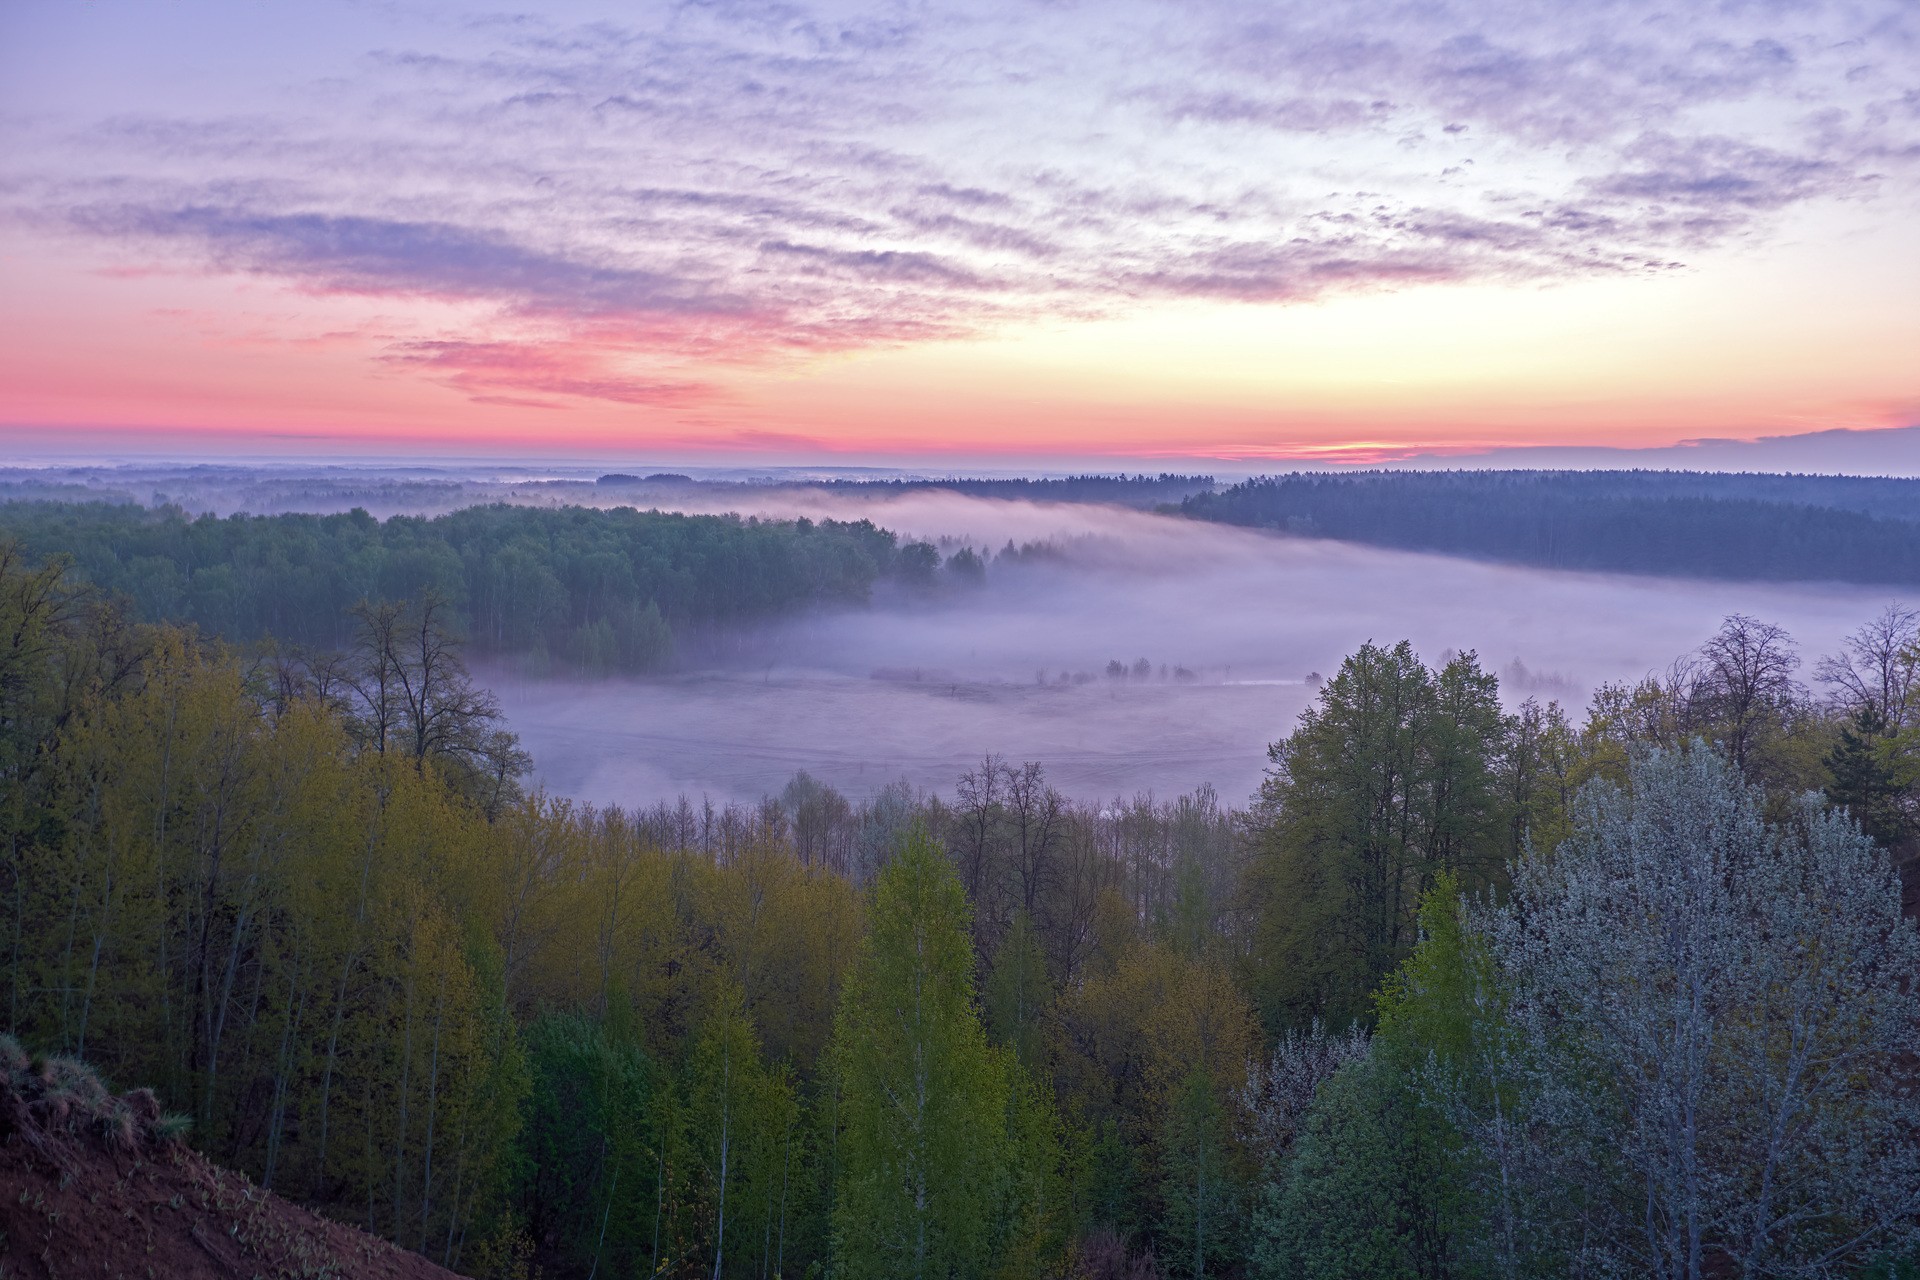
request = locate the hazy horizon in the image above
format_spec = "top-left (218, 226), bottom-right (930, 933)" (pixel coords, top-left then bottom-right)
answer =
top-left (9, 420), bottom-right (1920, 480)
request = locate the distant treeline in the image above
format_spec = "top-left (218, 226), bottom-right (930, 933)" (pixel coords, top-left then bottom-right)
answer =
top-left (820, 472), bottom-right (1216, 507)
top-left (1180, 469), bottom-right (1920, 585)
top-left (0, 465), bottom-right (1219, 521)
top-left (0, 500), bottom-right (930, 671)
top-left (595, 471), bottom-right (1220, 508)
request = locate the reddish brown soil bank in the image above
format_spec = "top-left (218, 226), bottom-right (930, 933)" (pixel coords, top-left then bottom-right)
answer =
top-left (0, 1043), bottom-right (462, 1280)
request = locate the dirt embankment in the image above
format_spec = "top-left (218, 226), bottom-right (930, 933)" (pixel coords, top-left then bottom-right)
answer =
top-left (0, 1039), bottom-right (464, 1280)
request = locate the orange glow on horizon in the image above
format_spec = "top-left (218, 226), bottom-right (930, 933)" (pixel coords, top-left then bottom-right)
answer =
top-left (4, 197), bottom-right (1917, 464)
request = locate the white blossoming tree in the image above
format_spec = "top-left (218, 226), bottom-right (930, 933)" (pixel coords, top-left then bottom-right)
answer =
top-left (1467, 745), bottom-right (1920, 1279)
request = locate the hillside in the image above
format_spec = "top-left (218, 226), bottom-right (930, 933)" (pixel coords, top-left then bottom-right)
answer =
top-left (0, 1038), bottom-right (462, 1280)
top-left (0, 499), bottom-right (906, 672)
top-left (1180, 469), bottom-right (1920, 586)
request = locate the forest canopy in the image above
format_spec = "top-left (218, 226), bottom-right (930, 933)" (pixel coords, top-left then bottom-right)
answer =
top-left (1181, 469), bottom-right (1920, 586)
top-left (6, 536), bottom-right (1920, 1278)
top-left (0, 500), bottom-right (936, 673)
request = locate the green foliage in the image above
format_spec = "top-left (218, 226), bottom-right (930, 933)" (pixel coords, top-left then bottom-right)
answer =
top-left (998, 1062), bottom-right (1074, 1279)
top-left (1250, 641), bottom-right (1524, 1028)
top-left (514, 1013), bottom-right (660, 1277)
top-left (1183, 469), bottom-right (1920, 586)
top-left (828, 829), bottom-right (1032, 1280)
top-left (0, 500), bottom-right (906, 671)
top-left (1251, 885), bottom-right (1500, 1280)
top-left (1250, 1055), bottom-right (1438, 1280)
top-left (688, 980), bottom-right (800, 1280)
top-left (1161, 856), bottom-right (1211, 960)
top-left (1078, 1119), bottom-right (1144, 1246)
top-left (1826, 707), bottom-right (1908, 845)
top-left (1158, 1068), bottom-right (1233, 1278)
top-left (1372, 872), bottom-right (1487, 1071)
top-left (984, 910), bottom-right (1052, 1073)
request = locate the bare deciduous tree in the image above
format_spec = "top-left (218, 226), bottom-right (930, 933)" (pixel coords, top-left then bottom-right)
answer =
top-left (1813, 603), bottom-right (1920, 730)
top-left (1688, 614), bottom-right (1804, 776)
top-left (1006, 760), bottom-right (1066, 919)
top-left (954, 753), bottom-right (1007, 920)
top-left (347, 598), bottom-right (407, 756)
top-left (781, 770), bottom-right (855, 873)
top-left (346, 593), bottom-right (527, 812)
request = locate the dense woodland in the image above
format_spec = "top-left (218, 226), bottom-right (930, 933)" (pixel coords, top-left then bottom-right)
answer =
top-left (0, 502), bottom-right (987, 674)
top-left (596, 472), bottom-right (1217, 506)
top-left (805, 474), bottom-right (1217, 509)
top-left (0, 466), bottom-right (1218, 521)
top-left (4, 534), bottom-right (1920, 1278)
top-left (1181, 470), bottom-right (1920, 586)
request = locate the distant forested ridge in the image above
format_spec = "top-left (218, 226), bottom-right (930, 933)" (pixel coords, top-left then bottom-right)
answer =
top-left (0, 463), bottom-right (1218, 521)
top-left (1180, 469), bottom-right (1920, 585)
top-left (592, 470), bottom-right (1219, 508)
top-left (816, 472), bottom-right (1217, 507)
top-left (0, 500), bottom-right (913, 670)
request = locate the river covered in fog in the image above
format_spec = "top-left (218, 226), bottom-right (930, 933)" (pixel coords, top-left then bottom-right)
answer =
top-left (484, 491), bottom-right (1900, 808)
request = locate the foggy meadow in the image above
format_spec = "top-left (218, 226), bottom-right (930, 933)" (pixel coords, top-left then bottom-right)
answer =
top-left (485, 487), bottom-right (1899, 805)
top-left (0, 463), bottom-right (1903, 804)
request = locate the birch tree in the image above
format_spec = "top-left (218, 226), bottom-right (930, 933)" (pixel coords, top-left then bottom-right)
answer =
top-left (828, 829), bottom-right (1012, 1280)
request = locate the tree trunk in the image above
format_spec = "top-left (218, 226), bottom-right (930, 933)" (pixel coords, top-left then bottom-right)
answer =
top-left (713, 1028), bottom-right (733, 1280)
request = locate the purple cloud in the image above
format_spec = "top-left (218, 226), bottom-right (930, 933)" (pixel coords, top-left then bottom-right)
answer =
top-left (7, 0), bottom-right (1915, 405)
top-left (382, 339), bottom-right (711, 407)
top-left (71, 206), bottom-right (728, 315)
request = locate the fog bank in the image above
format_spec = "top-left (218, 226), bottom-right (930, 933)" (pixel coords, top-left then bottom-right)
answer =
top-left (489, 492), bottom-right (1896, 808)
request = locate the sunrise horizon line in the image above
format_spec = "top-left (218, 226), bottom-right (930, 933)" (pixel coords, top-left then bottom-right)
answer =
top-left (7, 420), bottom-right (1920, 477)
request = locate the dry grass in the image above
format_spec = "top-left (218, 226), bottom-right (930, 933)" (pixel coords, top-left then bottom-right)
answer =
top-left (0, 1032), bottom-right (189, 1154)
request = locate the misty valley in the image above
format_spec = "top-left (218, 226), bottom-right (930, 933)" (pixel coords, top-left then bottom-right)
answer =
top-left (11, 2), bottom-right (1920, 1275)
top-left (4, 465), bottom-right (1920, 1280)
top-left (1, 465), bottom-right (1911, 804)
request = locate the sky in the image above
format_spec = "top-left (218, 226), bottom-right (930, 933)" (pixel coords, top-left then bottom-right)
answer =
top-left (3, 0), bottom-right (1918, 464)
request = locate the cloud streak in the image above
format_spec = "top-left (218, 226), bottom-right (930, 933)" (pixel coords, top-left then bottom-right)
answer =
top-left (380, 339), bottom-right (711, 408)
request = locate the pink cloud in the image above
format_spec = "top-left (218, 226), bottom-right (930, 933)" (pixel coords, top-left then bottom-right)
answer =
top-left (379, 339), bottom-right (714, 408)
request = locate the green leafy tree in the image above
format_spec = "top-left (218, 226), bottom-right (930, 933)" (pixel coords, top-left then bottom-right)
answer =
top-left (1825, 708), bottom-right (1907, 846)
top-left (1160, 1067), bottom-right (1232, 1278)
top-left (828, 829), bottom-right (1015, 1280)
top-left (1250, 1054), bottom-right (1440, 1280)
top-left (1079, 1118), bottom-right (1144, 1246)
top-left (1251, 642), bottom-right (1512, 1027)
top-left (514, 1013), bottom-right (660, 1278)
top-left (984, 910), bottom-right (1052, 1073)
top-left (688, 978), bottom-right (790, 1280)
top-left (1249, 879), bottom-right (1486, 1280)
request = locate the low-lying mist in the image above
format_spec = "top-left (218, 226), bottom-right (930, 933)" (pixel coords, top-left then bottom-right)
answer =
top-left (486, 491), bottom-right (1898, 808)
